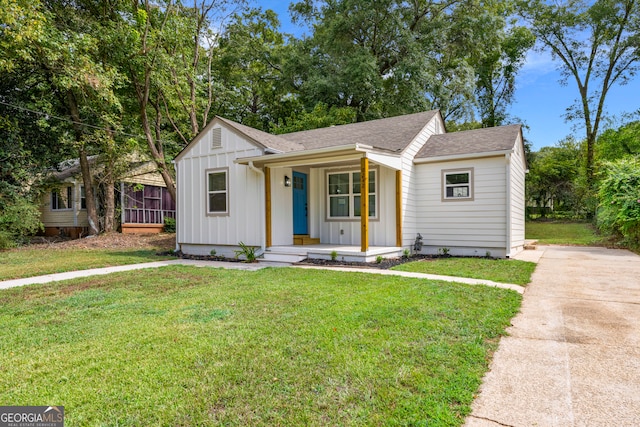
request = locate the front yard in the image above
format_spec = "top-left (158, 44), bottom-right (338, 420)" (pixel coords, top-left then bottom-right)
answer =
top-left (0, 266), bottom-right (522, 426)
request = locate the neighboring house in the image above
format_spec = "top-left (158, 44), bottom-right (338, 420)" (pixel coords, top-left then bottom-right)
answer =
top-left (174, 111), bottom-right (527, 261)
top-left (40, 158), bottom-right (176, 238)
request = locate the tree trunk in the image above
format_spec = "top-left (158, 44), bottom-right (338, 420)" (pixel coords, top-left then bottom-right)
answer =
top-left (78, 148), bottom-right (100, 235)
top-left (103, 162), bottom-right (116, 233)
top-left (66, 91), bottom-right (99, 236)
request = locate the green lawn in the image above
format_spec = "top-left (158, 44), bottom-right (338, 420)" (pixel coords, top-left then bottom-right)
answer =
top-left (525, 221), bottom-right (603, 245)
top-left (392, 258), bottom-right (536, 285)
top-left (0, 266), bottom-right (521, 426)
top-left (0, 248), bottom-right (174, 281)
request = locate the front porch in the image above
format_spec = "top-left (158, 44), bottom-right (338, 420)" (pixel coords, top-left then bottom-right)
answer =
top-left (261, 244), bottom-right (404, 264)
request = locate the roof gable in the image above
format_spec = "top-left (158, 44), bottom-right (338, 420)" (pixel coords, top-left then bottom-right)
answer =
top-left (175, 116), bottom-right (304, 161)
top-left (416, 124), bottom-right (522, 159)
top-left (277, 110), bottom-right (440, 153)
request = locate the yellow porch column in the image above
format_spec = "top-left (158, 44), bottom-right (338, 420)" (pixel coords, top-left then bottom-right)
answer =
top-left (396, 170), bottom-right (402, 247)
top-left (265, 167), bottom-right (272, 248)
top-left (360, 157), bottom-right (369, 252)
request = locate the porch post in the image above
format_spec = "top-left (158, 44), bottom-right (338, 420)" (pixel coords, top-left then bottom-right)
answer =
top-left (265, 167), bottom-right (272, 248)
top-left (360, 157), bottom-right (369, 252)
top-left (396, 170), bottom-right (402, 247)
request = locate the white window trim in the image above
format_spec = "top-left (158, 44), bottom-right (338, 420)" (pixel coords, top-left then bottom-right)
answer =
top-left (206, 167), bottom-right (229, 216)
top-left (326, 168), bottom-right (378, 220)
top-left (51, 186), bottom-right (73, 211)
top-left (80, 185), bottom-right (87, 210)
top-left (442, 168), bottom-right (474, 202)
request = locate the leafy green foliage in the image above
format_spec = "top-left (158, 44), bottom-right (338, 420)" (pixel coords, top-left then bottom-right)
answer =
top-left (163, 217), bottom-right (176, 233)
top-left (234, 241), bottom-right (257, 262)
top-left (272, 103), bottom-right (356, 134)
top-left (0, 197), bottom-right (43, 249)
top-left (526, 138), bottom-right (590, 217)
top-left (596, 120), bottom-right (640, 162)
top-left (597, 157), bottom-right (640, 248)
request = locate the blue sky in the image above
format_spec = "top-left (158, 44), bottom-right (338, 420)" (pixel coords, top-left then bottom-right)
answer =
top-left (252, 1), bottom-right (639, 151)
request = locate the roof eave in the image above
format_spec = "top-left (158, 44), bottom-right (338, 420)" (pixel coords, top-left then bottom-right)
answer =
top-left (414, 149), bottom-right (513, 164)
top-left (235, 143), bottom-right (402, 170)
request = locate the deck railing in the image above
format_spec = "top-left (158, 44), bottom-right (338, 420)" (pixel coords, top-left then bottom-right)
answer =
top-left (124, 208), bottom-right (175, 224)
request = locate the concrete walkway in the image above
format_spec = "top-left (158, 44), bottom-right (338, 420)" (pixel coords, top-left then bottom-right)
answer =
top-left (465, 245), bottom-right (640, 427)
top-left (0, 258), bottom-right (524, 293)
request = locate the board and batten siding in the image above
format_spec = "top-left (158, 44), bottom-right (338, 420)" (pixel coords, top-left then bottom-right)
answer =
top-left (508, 133), bottom-right (527, 255)
top-left (176, 123), bottom-right (264, 256)
top-left (310, 164), bottom-right (397, 246)
top-left (400, 114), bottom-right (446, 248)
top-left (415, 156), bottom-right (509, 257)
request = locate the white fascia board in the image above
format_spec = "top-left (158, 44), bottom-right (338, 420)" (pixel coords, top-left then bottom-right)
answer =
top-left (413, 150), bottom-right (512, 164)
top-left (235, 143), bottom-right (359, 166)
top-left (365, 151), bottom-right (402, 170)
top-left (235, 143), bottom-right (400, 168)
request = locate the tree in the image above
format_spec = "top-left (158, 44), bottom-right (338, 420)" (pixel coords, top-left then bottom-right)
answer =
top-left (215, 8), bottom-right (296, 131)
top-left (288, 0), bottom-right (494, 122)
top-left (471, 11), bottom-right (535, 126)
top-left (123, 0), bottom-right (245, 202)
top-left (596, 119), bottom-right (640, 161)
top-left (526, 138), bottom-right (585, 216)
top-left (518, 0), bottom-right (640, 183)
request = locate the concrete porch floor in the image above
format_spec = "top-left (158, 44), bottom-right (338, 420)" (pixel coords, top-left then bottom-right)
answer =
top-left (264, 244), bottom-right (404, 263)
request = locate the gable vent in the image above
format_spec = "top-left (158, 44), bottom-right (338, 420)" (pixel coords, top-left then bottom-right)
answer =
top-left (211, 128), bottom-right (222, 149)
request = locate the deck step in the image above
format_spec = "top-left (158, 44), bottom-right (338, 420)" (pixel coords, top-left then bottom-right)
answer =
top-left (261, 251), bottom-right (307, 263)
top-left (293, 235), bottom-right (321, 245)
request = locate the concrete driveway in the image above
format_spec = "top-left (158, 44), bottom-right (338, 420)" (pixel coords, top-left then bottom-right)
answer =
top-left (465, 245), bottom-right (640, 426)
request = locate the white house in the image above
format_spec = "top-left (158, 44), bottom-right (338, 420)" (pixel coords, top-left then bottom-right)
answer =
top-left (174, 111), bottom-right (527, 261)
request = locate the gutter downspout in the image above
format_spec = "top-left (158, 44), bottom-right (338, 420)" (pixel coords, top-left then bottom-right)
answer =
top-left (505, 153), bottom-right (512, 258)
top-left (248, 161), bottom-right (266, 254)
top-left (172, 160), bottom-right (181, 253)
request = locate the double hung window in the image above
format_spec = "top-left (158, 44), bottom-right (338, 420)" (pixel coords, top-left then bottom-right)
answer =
top-left (51, 187), bottom-right (73, 210)
top-left (327, 170), bottom-right (376, 219)
top-left (207, 169), bottom-right (228, 215)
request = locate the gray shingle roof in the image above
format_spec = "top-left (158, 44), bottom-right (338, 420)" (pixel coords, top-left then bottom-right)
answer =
top-left (217, 117), bottom-right (304, 153)
top-left (416, 124), bottom-right (522, 159)
top-left (277, 110), bottom-right (439, 152)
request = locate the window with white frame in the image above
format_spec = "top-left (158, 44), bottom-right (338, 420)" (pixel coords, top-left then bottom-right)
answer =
top-left (80, 186), bottom-right (87, 209)
top-left (206, 169), bottom-right (228, 215)
top-left (442, 168), bottom-right (473, 201)
top-left (327, 169), bottom-right (376, 219)
top-left (51, 186), bottom-right (73, 210)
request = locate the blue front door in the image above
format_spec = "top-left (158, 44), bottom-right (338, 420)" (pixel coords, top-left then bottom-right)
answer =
top-left (293, 171), bottom-right (308, 235)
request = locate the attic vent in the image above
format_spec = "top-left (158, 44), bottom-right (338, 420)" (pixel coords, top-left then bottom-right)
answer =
top-left (211, 128), bottom-right (222, 149)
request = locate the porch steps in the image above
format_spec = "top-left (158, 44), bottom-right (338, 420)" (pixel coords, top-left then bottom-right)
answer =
top-left (293, 235), bottom-right (321, 245)
top-left (524, 239), bottom-right (538, 250)
top-left (260, 249), bottom-right (308, 264)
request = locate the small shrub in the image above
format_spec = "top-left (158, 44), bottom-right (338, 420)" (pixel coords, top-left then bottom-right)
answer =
top-left (485, 251), bottom-right (492, 258)
top-left (0, 198), bottom-right (43, 249)
top-left (402, 248), bottom-right (410, 259)
top-left (210, 249), bottom-right (217, 256)
top-left (597, 157), bottom-right (640, 248)
top-left (234, 242), bottom-right (257, 262)
top-left (330, 250), bottom-right (338, 261)
top-left (375, 255), bottom-right (384, 264)
top-left (438, 247), bottom-right (450, 257)
top-left (163, 217), bottom-right (176, 233)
